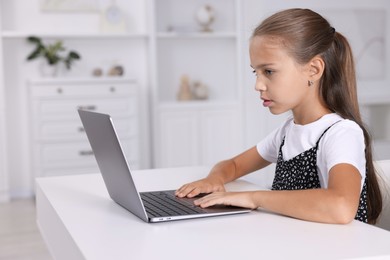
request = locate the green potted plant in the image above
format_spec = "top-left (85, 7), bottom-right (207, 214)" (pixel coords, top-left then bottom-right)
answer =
top-left (26, 36), bottom-right (81, 76)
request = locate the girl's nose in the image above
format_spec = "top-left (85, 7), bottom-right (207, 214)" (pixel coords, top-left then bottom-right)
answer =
top-left (255, 77), bottom-right (267, 92)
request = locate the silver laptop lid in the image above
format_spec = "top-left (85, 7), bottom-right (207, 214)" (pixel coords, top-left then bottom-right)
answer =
top-left (78, 109), bottom-right (148, 222)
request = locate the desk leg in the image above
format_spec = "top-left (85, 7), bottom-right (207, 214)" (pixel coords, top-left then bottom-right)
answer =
top-left (36, 184), bottom-right (85, 260)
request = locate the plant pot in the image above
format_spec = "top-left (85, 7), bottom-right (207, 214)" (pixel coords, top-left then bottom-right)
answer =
top-left (40, 61), bottom-right (58, 77)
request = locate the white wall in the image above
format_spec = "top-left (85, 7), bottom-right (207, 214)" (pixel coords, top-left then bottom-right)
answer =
top-left (0, 2), bottom-right (9, 201)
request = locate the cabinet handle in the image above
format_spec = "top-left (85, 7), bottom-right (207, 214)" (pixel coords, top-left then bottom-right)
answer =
top-left (78, 127), bottom-right (85, 132)
top-left (79, 150), bottom-right (94, 156)
top-left (110, 86), bottom-right (116, 93)
top-left (77, 105), bottom-right (97, 111)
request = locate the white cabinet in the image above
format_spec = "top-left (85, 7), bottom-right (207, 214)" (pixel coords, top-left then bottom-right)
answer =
top-left (199, 108), bottom-right (242, 165)
top-left (29, 78), bottom-right (140, 177)
top-left (151, 0), bottom-right (244, 167)
top-left (157, 109), bottom-right (199, 167)
top-left (156, 103), bottom-right (242, 168)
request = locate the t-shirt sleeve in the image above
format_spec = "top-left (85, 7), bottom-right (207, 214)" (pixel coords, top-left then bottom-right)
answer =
top-left (321, 121), bottom-right (366, 179)
top-left (256, 126), bottom-right (284, 163)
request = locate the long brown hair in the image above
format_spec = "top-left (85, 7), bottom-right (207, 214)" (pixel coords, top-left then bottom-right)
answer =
top-left (253, 8), bottom-right (382, 224)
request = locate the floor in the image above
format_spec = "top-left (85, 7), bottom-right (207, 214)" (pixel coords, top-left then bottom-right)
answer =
top-left (0, 198), bottom-right (53, 260)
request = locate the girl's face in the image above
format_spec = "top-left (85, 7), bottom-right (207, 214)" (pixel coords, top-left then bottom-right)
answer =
top-left (249, 35), bottom-right (313, 116)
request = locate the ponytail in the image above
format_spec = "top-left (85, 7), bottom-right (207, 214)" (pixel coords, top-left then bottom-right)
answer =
top-left (321, 32), bottom-right (382, 224)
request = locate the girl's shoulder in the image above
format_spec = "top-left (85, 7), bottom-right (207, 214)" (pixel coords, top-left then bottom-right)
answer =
top-left (320, 114), bottom-right (364, 151)
top-left (281, 113), bottom-right (363, 142)
top-left (326, 114), bottom-right (363, 135)
top-left (284, 113), bottom-right (362, 132)
top-left (270, 113), bottom-right (363, 146)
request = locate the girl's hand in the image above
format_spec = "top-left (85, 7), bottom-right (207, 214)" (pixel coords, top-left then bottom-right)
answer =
top-left (194, 191), bottom-right (258, 210)
top-left (175, 177), bottom-right (225, 198)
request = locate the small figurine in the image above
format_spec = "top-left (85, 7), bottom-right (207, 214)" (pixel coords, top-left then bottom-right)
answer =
top-left (177, 75), bottom-right (193, 101)
top-left (108, 65), bottom-right (124, 76)
top-left (193, 81), bottom-right (208, 100)
top-left (92, 68), bottom-right (103, 77)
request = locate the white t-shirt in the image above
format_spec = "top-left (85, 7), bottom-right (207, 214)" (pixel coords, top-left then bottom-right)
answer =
top-left (256, 113), bottom-right (366, 190)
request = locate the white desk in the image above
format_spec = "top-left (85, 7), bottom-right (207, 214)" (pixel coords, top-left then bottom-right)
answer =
top-left (36, 166), bottom-right (390, 260)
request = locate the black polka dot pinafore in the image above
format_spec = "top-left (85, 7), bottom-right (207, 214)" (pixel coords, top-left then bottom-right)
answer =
top-left (271, 122), bottom-right (368, 223)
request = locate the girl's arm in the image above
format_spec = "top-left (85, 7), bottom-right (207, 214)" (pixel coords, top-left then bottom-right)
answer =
top-left (175, 146), bottom-right (271, 198)
top-left (194, 163), bottom-right (362, 224)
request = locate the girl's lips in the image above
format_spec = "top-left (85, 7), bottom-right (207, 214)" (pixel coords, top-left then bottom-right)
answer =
top-left (262, 99), bottom-right (273, 107)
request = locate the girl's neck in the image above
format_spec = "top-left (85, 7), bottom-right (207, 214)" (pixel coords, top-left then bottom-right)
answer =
top-left (293, 108), bottom-right (332, 125)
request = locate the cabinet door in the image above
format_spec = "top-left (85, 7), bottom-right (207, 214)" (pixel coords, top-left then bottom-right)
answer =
top-left (34, 138), bottom-right (138, 177)
top-left (200, 108), bottom-right (242, 165)
top-left (34, 117), bottom-right (137, 141)
top-left (32, 97), bottom-right (137, 121)
top-left (157, 110), bottom-right (199, 167)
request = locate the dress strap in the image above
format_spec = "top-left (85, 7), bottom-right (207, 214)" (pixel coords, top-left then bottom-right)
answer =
top-left (314, 120), bottom-right (342, 149)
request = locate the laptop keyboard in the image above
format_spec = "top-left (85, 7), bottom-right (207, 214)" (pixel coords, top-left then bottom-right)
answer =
top-left (141, 191), bottom-right (206, 217)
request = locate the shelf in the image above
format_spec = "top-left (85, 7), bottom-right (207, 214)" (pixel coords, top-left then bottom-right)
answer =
top-left (156, 32), bottom-right (237, 39)
top-left (159, 100), bottom-right (240, 109)
top-left (28, 77), bottom-right (137, 85)
top-left (1, 31), bottom-right (148, 39)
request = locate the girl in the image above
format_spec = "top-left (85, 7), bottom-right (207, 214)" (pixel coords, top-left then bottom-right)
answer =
top-left (175, 8), bottom-right (382, 224)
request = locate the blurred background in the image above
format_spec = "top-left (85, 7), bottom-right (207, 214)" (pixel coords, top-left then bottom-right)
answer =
top-left (1, 0), bottom-right (389, 202)
top-left (0, 0), bottom-right (389, 259)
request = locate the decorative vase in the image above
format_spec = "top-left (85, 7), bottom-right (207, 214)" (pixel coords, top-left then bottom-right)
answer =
top-left (40, 61), bottom-right (58, 77)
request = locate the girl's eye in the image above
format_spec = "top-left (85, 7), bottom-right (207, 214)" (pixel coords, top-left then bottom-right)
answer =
top-left (251, 68), bottom-right (273, 77)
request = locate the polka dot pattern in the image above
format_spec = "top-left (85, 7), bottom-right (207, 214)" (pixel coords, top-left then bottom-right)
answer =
top-left (355, 178), bottom-right (368, 223)
top-left (272, 143), bottom-right (321, 190)
top-left (271, 121), bottom-right (368, 223)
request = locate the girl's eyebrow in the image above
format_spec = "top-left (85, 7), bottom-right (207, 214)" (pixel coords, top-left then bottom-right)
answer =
top-left (250, 63), bottom-right (275, 69)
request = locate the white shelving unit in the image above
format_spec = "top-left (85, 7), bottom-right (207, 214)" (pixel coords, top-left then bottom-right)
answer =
top-left (1, 31), bottom-right (148, 39)
top-left (156, 32), bottom-right (237, 38)
top-left (150, 0), bottom-right (244, 168)
top-left (28, 78), bottom-right (141, 177)
top-left (0, 0), bottom-right (151, 198)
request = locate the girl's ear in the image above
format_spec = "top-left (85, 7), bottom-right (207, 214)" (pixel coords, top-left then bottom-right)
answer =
top-left (308, 55), bottom-right (325, 82)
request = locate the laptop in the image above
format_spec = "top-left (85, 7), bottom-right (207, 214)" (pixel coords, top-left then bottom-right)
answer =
top-left (78, 110), bottom-right (251, 223)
